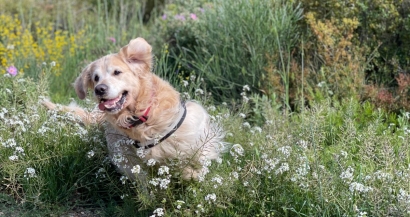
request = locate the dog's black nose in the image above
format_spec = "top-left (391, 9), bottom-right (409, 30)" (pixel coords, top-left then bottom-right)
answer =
top-left (95, 84), bottom-right (108, 96)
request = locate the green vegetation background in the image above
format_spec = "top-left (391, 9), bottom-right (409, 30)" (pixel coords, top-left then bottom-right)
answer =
top-left (1, 0), bottom-right (410, 216)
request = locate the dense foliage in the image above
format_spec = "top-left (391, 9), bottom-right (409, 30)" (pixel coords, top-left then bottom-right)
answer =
top-left (1, 0), bottom-right (410, 216)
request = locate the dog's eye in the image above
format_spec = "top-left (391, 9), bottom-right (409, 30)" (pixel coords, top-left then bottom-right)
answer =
top-left (114, 70), bottom-right (122, 75)
top-left (94, 75), bottom-right (99, 82)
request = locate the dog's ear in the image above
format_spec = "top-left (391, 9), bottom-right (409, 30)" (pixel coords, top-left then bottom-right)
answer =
top-left (119, 37), bottom-right (153, 70)
top-left (74, 63), bottom-right (94, 100)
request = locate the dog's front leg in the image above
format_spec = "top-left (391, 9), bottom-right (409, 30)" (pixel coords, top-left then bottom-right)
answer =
top-left (41, 99), bottom-right (105, 125)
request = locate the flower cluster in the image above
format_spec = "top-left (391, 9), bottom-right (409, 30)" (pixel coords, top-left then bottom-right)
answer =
top-left (0, 14), bottom-right (89, 75)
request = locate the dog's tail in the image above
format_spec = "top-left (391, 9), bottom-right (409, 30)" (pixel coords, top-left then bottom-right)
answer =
top-left (40, 98), bottom-right (105, 125)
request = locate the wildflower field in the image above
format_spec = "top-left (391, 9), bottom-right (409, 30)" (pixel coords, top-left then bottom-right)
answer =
top-left (2, 0), bottom-right (410, 216)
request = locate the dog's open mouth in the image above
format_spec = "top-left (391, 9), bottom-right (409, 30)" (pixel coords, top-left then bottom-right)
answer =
top-left (98, 91), bottom-right (128, 112)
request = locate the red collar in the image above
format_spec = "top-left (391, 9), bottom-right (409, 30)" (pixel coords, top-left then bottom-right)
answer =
top-left (127, 106), bottom-right (151, 128)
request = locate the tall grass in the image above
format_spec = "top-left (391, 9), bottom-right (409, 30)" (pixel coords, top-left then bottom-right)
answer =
top-left (168, 0), bottom-right (302, 105)
top-left (2, 0), bottom-right (410, 216)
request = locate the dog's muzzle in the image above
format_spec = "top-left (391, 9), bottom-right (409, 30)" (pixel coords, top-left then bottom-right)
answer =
top-left (95, 84), bottom-right (108, 96)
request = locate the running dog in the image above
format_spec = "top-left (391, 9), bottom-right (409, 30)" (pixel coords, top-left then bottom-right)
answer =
top-left (42, 37), bottom-right (224, 180)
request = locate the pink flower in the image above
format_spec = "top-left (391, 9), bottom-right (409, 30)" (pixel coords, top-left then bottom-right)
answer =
top-left (162, 14), bottom-right (167, 20)
top-left (190, 13), bottom-right (198, 20)
top-left (108, 37), bottom-right (116, 43)
top-left (7, 66), bottom-right (18, 76)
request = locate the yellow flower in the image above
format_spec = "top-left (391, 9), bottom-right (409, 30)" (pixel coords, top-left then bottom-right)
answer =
top-left (0, 14), bottom-right (88, 75)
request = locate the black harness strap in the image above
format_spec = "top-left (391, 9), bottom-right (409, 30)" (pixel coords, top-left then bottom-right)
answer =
top-left (133, 102), bottom-right (187, 149)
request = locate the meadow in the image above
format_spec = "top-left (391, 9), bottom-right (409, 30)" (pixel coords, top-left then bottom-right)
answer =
top-left (1, 0), bottom-right (410, 216)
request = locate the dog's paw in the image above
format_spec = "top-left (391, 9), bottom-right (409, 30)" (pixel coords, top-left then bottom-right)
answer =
top-left (39, 98), bottom-right (57, 110)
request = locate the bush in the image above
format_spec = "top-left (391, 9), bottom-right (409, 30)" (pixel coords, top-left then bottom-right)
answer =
top-left (300, 0), bottom-right (410, 85)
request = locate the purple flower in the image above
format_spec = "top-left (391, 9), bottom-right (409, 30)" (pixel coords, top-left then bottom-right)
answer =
top-left (162, 14), bottom-right (167, 20)
top-left (190, 13), bottom-right (198, 20)
top-left (108, 37), bottom-right (116, 43)
top-left (199, 8), bottom-right (205, 13)
top-left (7, 66), bottom-right (18, 76)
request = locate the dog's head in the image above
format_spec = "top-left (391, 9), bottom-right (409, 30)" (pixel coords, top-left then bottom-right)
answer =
top-left (74, 37), bottom-right (153, 114)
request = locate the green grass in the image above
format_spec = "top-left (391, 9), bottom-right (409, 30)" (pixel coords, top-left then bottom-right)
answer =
top-left (2, 71), bottom-right (410, 216)
top-left (2, 0), bottom-right (410, 216)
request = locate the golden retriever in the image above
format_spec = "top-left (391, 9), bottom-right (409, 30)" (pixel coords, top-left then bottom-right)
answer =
top-left (43, 37), bottom-right (225, 180)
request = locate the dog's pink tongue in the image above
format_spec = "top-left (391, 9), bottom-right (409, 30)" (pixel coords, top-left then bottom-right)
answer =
top-left (98, 97), bottom-right (119, 111)
top-left (98, 103), bottom-right (106, 111)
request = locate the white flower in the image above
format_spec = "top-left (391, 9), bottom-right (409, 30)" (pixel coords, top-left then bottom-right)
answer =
top-left (120, 176), bottom-right (128, 184)
top-left (263, 158), bottom-right (279, 173)
top-left (277, 146), bottom-right (292, 158)
top-left (196, 204), bottom-right (205, 213)
top-left (149, 178), bottom-right (159, 186)
top-left (207, 105), bottom-right (216, 112)
top-left (317, 81), bottom-right (326, 87)
top-left (176, 200), bottom-right (185, 209)
top-left (239, 113), bottom-right (246, 118)
top-left (160, 178), bottom-right (171, 189)
top-left (340, 166), bottom-right (354, 183)
top-left (15, 146), bottom-right (24, 154)
top-left (95, 168), bottom-right (106, 179)
top-left (297, 140), bottom-right (308, 149)
top-left (216, 157), bottom-right (223, 164)
top-left (211, 175), bottom-right (223, 188)
top-left (253, 126), bottom-right (262, 133)
top-left (131, 165), bottom-right (141, 174)
top-left (230, 144), bottom-right (244, 157)
top-left (204, 193), bottom-right (217, 203)
top-left (2, 138), bottom-right (17, 148)
top-left (275, 162), bottom-right (290, 175)
top-left (242, 122), bottom-right (251, 128)
top-left (243, 85), bottom-right (250, 92)
top-left (158, 166), bottom-right (169, 175)
top-left (397, 188), bottom-right (410, 204)
top-left (24, 167), bottom-right (36, 178)
top-left (182, 80), bottom-right (189, 87)
top-left (373, 170), bottom-right (393, 181)
top-left (147, 158), bottom-right (157, 166)
top-left (50, 61), bottom-right (56, 67)
top-left (9, 155), bottom-right (18, 161)
top-left (153, 208), bottom-right (164, 216)
top-left (349, 182), bottom-right (373, 193)
top-left (149, 177), bottom-right (171, 189)
top-left (242, 95), bottom-right (249, 103)
top-left (195, 89), bottom-right (204, 95)
top-left (358, 211), bottom-right (367, 217)
top-left (136, 148), bottom-right (146, 158)
top-left (340, 150), bottom-right (348, 158)
top-left (182, 92), bottom-right (191, 99)
top-left (231, 172), bottom-right (239, 179)
top-left (87, 150), bottom-right (95, 158)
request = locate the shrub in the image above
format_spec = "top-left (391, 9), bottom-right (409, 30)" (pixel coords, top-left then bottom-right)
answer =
top-left (303, 12), bottom-right (367, 103)
top-left (300, 0), bottom-right (410, 85)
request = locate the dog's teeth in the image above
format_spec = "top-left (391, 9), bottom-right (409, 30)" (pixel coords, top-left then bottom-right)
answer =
top-left (105, 103), bottom-right (117, 109)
